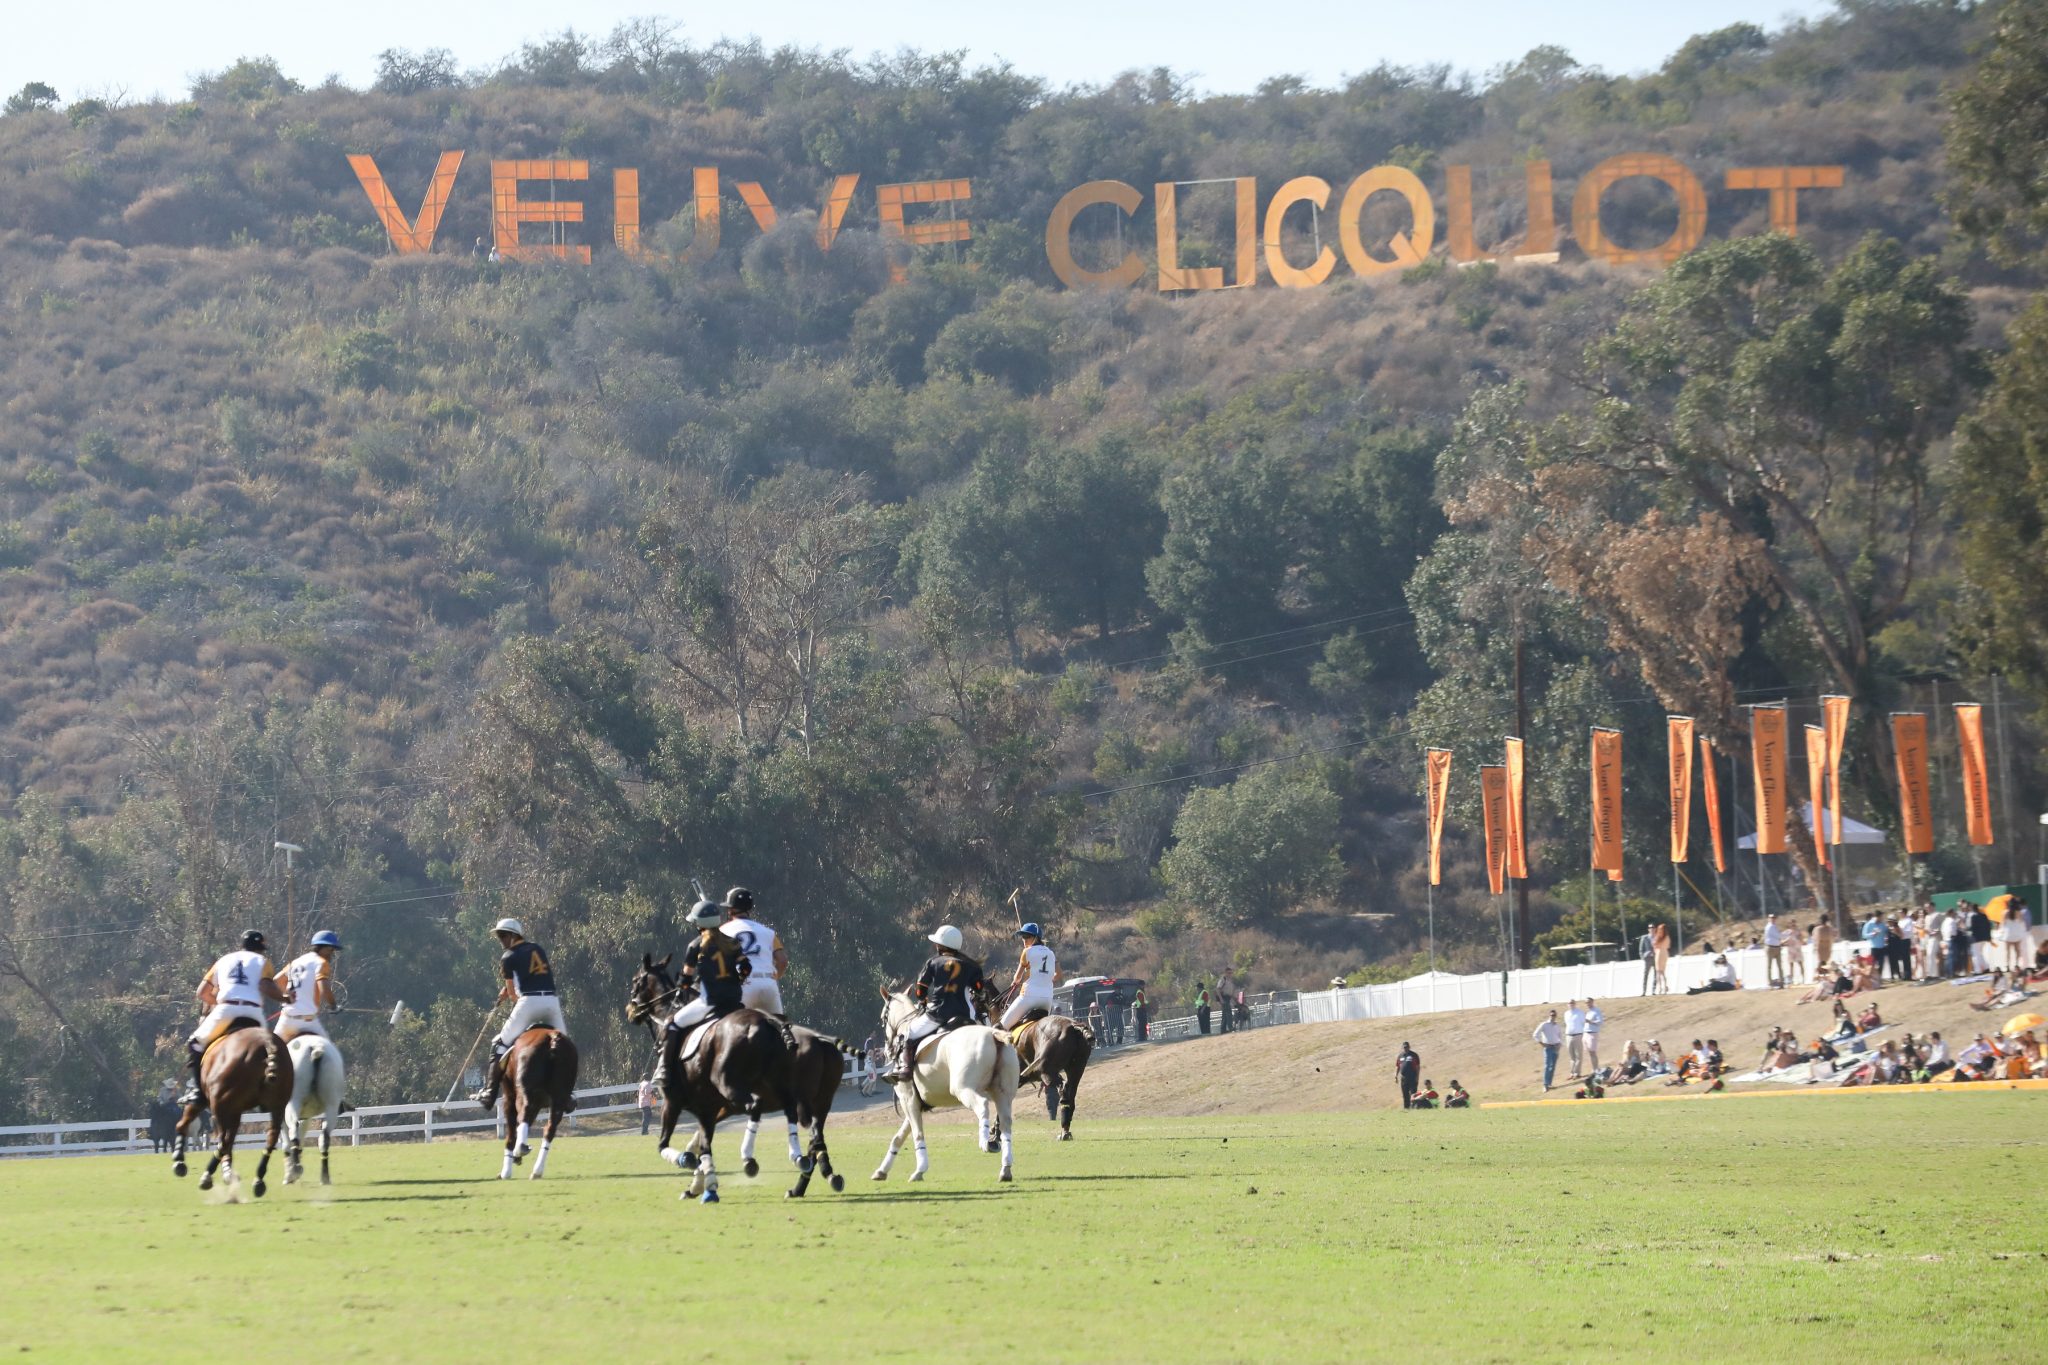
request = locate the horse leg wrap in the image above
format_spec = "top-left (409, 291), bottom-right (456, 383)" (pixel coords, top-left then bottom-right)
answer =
top-left (740, 1119), bottom-right (759, 1165)
top-left (530, 1139), bottom-right (551, 1179)
top-left (498, 1148), bottom-right (515, 1180)
top-left (786, 1120), bottom-right (802, 1166)
top-left (910, 1138), bottom-right (929, 1181)
top-left (999, 1130), bottom-right (1014, 1181)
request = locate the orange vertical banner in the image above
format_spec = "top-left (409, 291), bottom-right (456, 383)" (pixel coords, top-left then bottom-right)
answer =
top-left (1667, 716), bottom-right (1694, 864)
top-left (1804, 724), bottom-right (1831, 869)
top-left (1750, 705), bottom-right (1789, 855)
top-left (1480, 765), bottom-right (1508, 897)
top-left (1821, 694), bottom-right (1851, 846)
top-left (1700, 736), bottom-right (1727, 874)
top-left (1892, 712), bottom-right (1934, 856)
top-left (1504, 736), bottom-right (1529, 880)
top-left (1955, 702), bottom-right (1995, 846)
top-left (1590, 728), bottom-right (1623, 879)
top-left (1425, 748), bottom-right (1453, 888)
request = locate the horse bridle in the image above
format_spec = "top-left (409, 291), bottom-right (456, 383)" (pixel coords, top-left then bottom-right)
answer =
top-left (630, 961), bottom-right (683, 1042)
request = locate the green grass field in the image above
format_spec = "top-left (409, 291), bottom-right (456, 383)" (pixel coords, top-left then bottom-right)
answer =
top-left (4, 1096), bottom-right (2042, 1363)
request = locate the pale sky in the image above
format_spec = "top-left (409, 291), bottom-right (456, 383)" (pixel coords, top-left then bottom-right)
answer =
top-left (11, 2), bottom-right (1842, 106)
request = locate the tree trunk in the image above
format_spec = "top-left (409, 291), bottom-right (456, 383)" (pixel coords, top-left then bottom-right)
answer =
top-left (0, 951), bottom-right (131, 1108)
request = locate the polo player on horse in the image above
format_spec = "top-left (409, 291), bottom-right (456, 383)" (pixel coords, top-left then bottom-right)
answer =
top-left (880, 925), bottom-right (988, 1082)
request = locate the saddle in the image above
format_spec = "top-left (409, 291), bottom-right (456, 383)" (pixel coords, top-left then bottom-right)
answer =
top-left (678, 1009), bottom-right (737, 1063)
top-left (1009, 1015), bottom-right (1046, 1049)
top-left (201, 1015), bottom-right (262, 1065)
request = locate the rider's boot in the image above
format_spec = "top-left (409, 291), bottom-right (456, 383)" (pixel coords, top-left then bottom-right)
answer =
top-left (650, 1022), bottom-right (680, 1092)
top-left (469, 1042), bottom-right (507, 1109)
top-left (176, 1039), bottom-right (204, 1108)
top-left (879, 1035), bottom-right (912, 1083)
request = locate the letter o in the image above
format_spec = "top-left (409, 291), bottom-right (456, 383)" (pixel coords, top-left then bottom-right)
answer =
top-left (1045, 180), bottom-right (1145, 291)
top-left (1571, 153), bottom-right (1707, 266)
top-left (1338, 166), bottom-right (1436, 277)
top-left (1263, 176), bottom-right (1336, 289)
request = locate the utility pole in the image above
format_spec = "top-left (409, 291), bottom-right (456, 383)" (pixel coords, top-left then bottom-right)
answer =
top-left (1994, 674), bottom-right (2019, 886)
top-left (1513, 626), bottom-right (1531, 970)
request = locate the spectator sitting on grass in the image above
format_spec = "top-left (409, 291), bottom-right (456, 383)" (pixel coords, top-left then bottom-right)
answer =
top-left (1410, 1079), bottom-right (1439, 1109)
top-left (1705, 1039), bottom-right (1724, 1074)
top-left (1799, 963), bottom-right (1853, 1003)
top-left (1610, 1040), bottom-right (1646, 1083)
top-left (1954, 1034), bottom-right (1997, 1080)
top-left (1847, 955), bottom-right (1880, 996)
top-left (1667, 1039), bottom-right (1710, 1084)
top-left (1825, 1000), bottom-right (1856, 1039)
top-left (1922, 1032), bottom-right (1951, 1076)
top-left (1686, 954), bottom-right (1740, 995)
top-left (1855, 1002), bottom-right (1883, 1034)
top-left (1643, 1039), bottom-right (1672, 1075)
top-left (1443, 1080), bottom-right (1470, 1108)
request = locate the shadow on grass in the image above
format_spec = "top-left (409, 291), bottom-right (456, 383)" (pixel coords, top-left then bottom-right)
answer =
top-left (851, 1189), bottom-right (1043, 1203)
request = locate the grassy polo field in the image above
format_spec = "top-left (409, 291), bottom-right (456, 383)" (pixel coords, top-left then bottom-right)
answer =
top-left (3, 1094), bottom-right (2041, 1363)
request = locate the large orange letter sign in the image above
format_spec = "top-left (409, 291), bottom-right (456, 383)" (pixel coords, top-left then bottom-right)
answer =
top-left (347, 151), bottom-right (463, 255)
top-left (1725, 166), bottom-right (1844, 236)
top-left (1155, 178), bottom-right (1256, 292)
top-left (735, 174), bottom-right (861, 250)
top-left (1338, 166), bottom-right (1435, 276)
top-left (492, 160), bottom-right (591, 263)
top-left (1572, 153), bottom-right (1707, 266)
top-left (613, 167), bottom-right (720, 263)
top-left (1263, 176), bottom-right (1336, 288)
top-left (1445, 162), bottom-right (1556, 263)
top-left (1046, 180), bottom-right (1145, 291)
top-left (877, 178), bottom-right (972, 282)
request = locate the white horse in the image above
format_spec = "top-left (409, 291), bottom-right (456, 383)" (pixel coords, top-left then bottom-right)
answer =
top-left (872, 991), bottom-right (1019, 1184)
top-left (282, 1035), bottom-right (345, 1186)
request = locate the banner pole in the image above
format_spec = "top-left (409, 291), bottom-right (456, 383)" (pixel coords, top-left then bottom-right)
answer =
top-left (1672, 862), bottom-right (1683, 961)
top-left (1426, 880), bottom-right (1436, 975)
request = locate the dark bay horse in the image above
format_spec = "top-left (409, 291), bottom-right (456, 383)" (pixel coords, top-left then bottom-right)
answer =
top-left (626, 955), bottom-right (826, 1201)
top-left (996, 994), bottom-right (1093, 1141)
top-left (171, 1020), bottom-right (293, 1197)
top-left (492, 1027), bottom-right (578, 1179)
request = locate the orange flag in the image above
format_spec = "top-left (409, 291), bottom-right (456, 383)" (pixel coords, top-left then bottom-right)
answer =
top-left (1425, 748), bottom-right (1453, 887)
top-left (1591, 728), bottom-right (1623, 879)
top-left (1504, 736), bottom-right (1529, 880)
top-left (1750, 705), bottom-right (1789, 855)
top-left (1668, 716), bottom-right (1694, 864)
top-left (1480, 765), bottom-right (1508, 897)
top-left (1891, 712), bottom-right (1933, 856)
top-left (1955, 702), bottom-right (1994, 846)
top-left (1821, 694), bottom-right (1851, 846)
top-left (1699, 736), bottom-right (1727, 874)
top-left (1804, 724), bottom-right (1831, 869)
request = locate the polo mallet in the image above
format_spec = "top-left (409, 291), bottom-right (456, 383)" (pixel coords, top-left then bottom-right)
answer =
top-left (1007, 887), bottom-right (1024, 928)
top-left (443, 1003), bottom-right (501, 1106)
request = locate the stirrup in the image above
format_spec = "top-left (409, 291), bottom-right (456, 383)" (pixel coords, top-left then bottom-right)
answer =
top-left (469, 1086), bottom-right (497, 1109)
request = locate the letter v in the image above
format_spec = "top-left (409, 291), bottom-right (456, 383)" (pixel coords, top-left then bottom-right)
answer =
top-left (347, 151), bottom-right (465, 254)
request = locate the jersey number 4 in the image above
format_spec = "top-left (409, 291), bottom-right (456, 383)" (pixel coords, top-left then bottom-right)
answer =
top-left (528, 950), bottom-right (551, 976)
top-left (228, 962), bottom-right (250, 985)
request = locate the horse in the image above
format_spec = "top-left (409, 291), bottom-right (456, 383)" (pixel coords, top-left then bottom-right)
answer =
top-left (170, 1020), bottom-right (293, 1198)
top-left (624, 955), bottom-right (805, 1203)
top-left (489, 1026), bottom-right (579, 1180)
top-left (872, 988), bottom-right (1020, 1184)
top-left (282, 1035), bottom-right (346, 1186)
top-left (660, 1019), bottom-right (858, 1197)
top-left (1008, 1008), bottom-right (1093, 1141)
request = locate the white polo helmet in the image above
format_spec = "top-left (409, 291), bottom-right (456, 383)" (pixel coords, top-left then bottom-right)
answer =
top-left (492, 918), bottom-right (525, 937)
top-left (687, 899), bottom-right (724, 929)
top-left (928, 924), bottom-right (963, 951)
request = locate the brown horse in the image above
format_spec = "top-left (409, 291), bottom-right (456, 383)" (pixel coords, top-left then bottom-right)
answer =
top-left (170, 1020), bottom-right (293, 1197)
top-left (1008, 1011), bottom-right (1094, 1140)
top-left (492, 1027), bottom-right (579, 1179)
top-left (625, 955), bottom-right (817, 1201)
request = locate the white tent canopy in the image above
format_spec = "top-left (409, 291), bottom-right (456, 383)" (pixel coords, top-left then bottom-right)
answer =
top-left (1738, 801), bottom-right (1887, 850)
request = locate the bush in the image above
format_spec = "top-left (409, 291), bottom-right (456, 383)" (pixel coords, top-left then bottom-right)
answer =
top-left (1159, 765), bottom-right (1342, 927)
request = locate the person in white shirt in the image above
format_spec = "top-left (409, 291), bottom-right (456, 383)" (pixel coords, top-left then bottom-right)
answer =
top-left (1763, 914), bottom-right (1786, 988)
top-left (180, 929), bottom-right (287, 1105)
top-left (272, 930), bottom-right (342, 1040)
top-left (1563, 1000), bottom-right (1587, 1079)
top-left (1000, 922), bottom-right (1060, 1028)
top-left (1532, 1010), bottom-right (1563, 1091)
top-left (1583, 999), bottom-right (1605, 1072)
top-left (717, 886), bottom-right (788, 1016)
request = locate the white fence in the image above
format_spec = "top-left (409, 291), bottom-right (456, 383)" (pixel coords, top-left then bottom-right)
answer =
top-left (2, 1057), bottom-right (867, 1160)
top-left (1299, 943), bottom-right (1852, 1024)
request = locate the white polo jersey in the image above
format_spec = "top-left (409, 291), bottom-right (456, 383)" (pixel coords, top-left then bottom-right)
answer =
top-left (720, 917), bottom-right (781, 980)
top-left (280, 951), bottom-right (332, 1020)
top-left (1018, 943), bottom-right (1056, 996)
top-left (209, 950), bottom-right (271, 1007)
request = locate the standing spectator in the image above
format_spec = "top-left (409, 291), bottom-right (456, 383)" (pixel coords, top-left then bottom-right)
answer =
top-left (1651, 922), bottom-right (1671, 995)
top-left (1889, 914), bottom-right (1914, 981)
top-left (1786, 918), bottom-right (1808, 985)
top-left (1812, 918), bottom-right (1836, 975)
top-left (1967, 900), bottom-right (1995, 973)
top-left (1638, 928), bottom-right (1655, 996)
top-left (1564, 999), bottom-right (1588, 1080)
top-left (1583, 998), bottom-right (1605, 1073)
top-left (1133, 988), bottom-right (1150, 1041)
top-left (1194, 982), bottom-right (1212, 1035)
top-left (2000, 898), bottom-right (2032, 973)
top-left (1861, 911), bottom-right (1890, 977)
top-left (1763, 914), bottom-right (1786, 988)
top-left (1086, 995), bottom-right (1106, 1041)
top-left (1940, 905), bottom-right (1962, 978)
top-left (1532, 1010), bottom-right (1563, 1091)
top-left (1101, 992), bottom-right (1124, 1045)
top-left (1395, 1041), bottom-right (1420, 1109)
top-left (636, 1076), bottom-right (656, 1135)
top-left (1216, 969), bottom-right (1234, 1033)
top-left (1235, 986), bottom-right (1250, 1030)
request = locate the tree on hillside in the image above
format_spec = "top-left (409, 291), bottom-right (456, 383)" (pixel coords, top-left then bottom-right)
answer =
top-left (1159, 764), bottom-right (1342, 927)
top-left (1442, 234), bottom-right (1973, 837)
top-left (373, 49), bottom-right (462, 96)
top-left (1018, 434), bottom-right (1165, 641)
top-left (1146, 445), bottom-right (1297, 655)
top-left (3, 82), bottom-right (57, 116)
top-left (1947, 0), bottom-right (2048, 718)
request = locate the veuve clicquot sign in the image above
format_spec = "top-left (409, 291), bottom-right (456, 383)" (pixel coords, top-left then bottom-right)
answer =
top-left (348, 152), bottom-right (1844, 289)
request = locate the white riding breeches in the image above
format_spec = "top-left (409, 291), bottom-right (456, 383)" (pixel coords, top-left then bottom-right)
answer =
top-left (670, 997), bottom-right (721, 1032)
top-left (1000, 989), bottom-right (1054, 1028)
top-left (191, 1003), bottom-right (267, 1048)
top-left (276, 1014), bottom-right (328, 1041)
top-left (495, 995), bottom-right (566, 1048)
top-left (741, 977), bottom-right (785, 1015)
